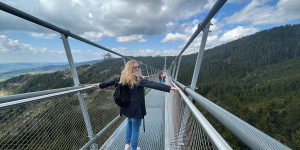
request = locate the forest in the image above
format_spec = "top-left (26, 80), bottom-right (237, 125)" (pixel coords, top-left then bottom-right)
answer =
top-left (0, 24), bottom-right (299, 149)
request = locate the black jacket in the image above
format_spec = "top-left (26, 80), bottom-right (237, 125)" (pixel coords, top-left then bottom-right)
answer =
top-left (99, 77), bottom-right (171, 119)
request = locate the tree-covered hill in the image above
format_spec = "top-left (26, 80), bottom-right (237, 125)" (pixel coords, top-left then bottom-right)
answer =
top-left (0, 24), bottom-right (299, 149)
top-left (174, 24), bottom-right (300, 149)
top-left (178, 24), bottom-right (300, 84)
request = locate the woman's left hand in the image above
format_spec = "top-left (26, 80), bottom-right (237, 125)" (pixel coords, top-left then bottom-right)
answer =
top-left (171, 87), bottom-right (181, 91)
top-left (93, 84), bottom-right (100, 88)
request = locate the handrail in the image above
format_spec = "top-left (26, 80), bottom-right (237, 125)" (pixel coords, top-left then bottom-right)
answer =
top-left (168, 76), bottom-right (232, 150)
top-left (0, 84), bottom-right (95, 104)
top-left (169, 76), bottom-right (291, 150)
top-left (0, 72), bottom-right (158, 108)
top-left (170, 0), bottom-right (227, 65)
top-left (0, 84), bottom-right (95, 109)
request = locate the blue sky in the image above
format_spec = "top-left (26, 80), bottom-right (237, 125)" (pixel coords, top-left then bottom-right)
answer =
top-left (0, 0), bottom-right (299, 63)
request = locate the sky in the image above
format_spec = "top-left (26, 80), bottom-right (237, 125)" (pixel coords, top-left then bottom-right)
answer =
top-left (0, 0), bottom-right (299, 63)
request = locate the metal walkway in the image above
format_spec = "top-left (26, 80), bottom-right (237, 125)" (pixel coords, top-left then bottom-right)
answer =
top-left (101, 89), bottom-right (166, 150)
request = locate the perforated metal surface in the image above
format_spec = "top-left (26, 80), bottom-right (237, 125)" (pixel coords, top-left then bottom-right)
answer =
top-left (102, 89), bottom-right (165, 150)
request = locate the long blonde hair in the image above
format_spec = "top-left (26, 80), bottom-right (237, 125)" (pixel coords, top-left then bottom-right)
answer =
top-left (119, 60), bottom-right (140, 88)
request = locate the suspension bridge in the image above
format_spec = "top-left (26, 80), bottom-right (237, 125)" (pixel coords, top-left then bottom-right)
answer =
top-left (0, 0), bottom-right (292, 149)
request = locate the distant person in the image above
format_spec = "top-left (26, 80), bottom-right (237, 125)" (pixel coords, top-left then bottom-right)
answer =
top-left (158, 72), bottom-right (163, 84)
top-left (94, 60), bottom-right (180, 150)
top-left (163, 71), bottom-right (166, 82)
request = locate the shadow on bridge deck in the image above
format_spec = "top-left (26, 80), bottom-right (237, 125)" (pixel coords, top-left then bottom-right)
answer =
top-left (100, 89), bottom-right (166, 150)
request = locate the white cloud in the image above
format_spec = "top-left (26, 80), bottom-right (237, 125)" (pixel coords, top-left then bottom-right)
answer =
top-left (30, 32), bottom-right (57, 39)
top-left (219, 26), bottom-right (259, 43)
top-left (0, 0), bottom-right (210, 38)
top-left (227, 0), bottom-right (245, 4)
top-left (161, 18), bottom-right (222, 54)
top-left (0, 34), bottom-right (106, 62)
top-left (80, 31), bottom-right (104, 41)
top-left (116, 35), bottom-right (147, 43)
top-left (206, 34), bottom-right (219, 49)
top-left (0, 34), bottom-right (108, 62)
top-left (162, 49), bottom-right (181, 56)
top-left (112, 47), bottom-right (160, 56)
top-left (139, 38), bottom-right (147, 43)
top-left (224, 0), bottom-right (300, 26)
top-left (110, 46), bottom-right (184, 57)
top-left (0, 34), bottom-right (68, 62)
top-left (48, 50), bottom-right (64, 54)
top-left (70, 49), bottom-right (105, 61)
top-left (0, 34), bottom-right (42, 54)
top-left (161, 33), bottom-right (187, 43)
top-left (209, 18), bottom-right (225, 35)
top-left (276, 0), bottom-right (300, 20)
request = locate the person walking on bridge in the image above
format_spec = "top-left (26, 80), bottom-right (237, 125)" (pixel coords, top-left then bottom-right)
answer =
top-left (94, 60), bottom-right (180, 150)
top-left (158, 72), bottom-right (164, 84)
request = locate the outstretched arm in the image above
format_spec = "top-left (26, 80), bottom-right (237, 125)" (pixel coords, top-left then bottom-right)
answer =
top-left (93, 77), bottom-right (120, 89)
top-left (139, 79), bottom-right (180, 92)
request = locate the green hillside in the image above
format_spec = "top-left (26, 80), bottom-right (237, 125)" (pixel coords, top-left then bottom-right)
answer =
top-left (0, 24), bottom-right (299, 149)
top-left (174, 24), bottom-right (300, 149)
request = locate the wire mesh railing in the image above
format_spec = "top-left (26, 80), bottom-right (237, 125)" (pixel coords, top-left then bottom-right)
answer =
top-left (0, 74), bottom-right (159, 150)
top-left (165, 76), bottom-right (231, 150)
top-left (166, 90), bottom-right (216, 150)
top-left (0, 86), bottom-right (121, 149)
top-left (167, 75), bottom-right (292, 150)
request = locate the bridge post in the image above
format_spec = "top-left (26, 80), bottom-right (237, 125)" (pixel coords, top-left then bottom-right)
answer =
top-left (190, 21), bottom-right (211, 92)
top-left (169, 64), bottom-right (172, 76)
top-left (61, 34), bottom-right (98, 150)
top-left (150, 67), bottom-right (153, 76)
top-left (146, 65), bottom-right (150, 77)
top-left (164, 57), bottom-right (167, 71)
top-left (172, 62), bottom-right (177, 78)
top-left (178, 22), bottom-right (211, 149)
top-left (122, 58), bottom-right (127, 66)
top-left (139, 62), bottom-right (143, 76)
top-left (175, 56), bottom-right (182, 81)
top-left (149, 67), bottom-right (153, 81)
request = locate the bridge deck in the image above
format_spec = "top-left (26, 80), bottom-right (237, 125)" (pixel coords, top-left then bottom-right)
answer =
top-left (101, 89), bottom-right (166, 150)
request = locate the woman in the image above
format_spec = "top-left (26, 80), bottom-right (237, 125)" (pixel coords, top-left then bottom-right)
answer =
top-left (94, 60), bottom-right (180, 150)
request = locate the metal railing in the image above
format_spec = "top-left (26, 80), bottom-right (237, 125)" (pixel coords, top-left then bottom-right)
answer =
top-left (164, 0), bottom-right (291, 148)
top-left (165, 76), bottom-right (232, 149)
top-left (0, 85), bottom-right (119, 149)
top-left (166, 75), bottom-right (292, 149)
top-left (0, 74), bottom-right (158, 150)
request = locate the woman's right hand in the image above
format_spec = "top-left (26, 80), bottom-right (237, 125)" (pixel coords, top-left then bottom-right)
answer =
top-left (171, 87), bottom-right (180, 91)
top-left (93, 84), bottom-right (100, 88)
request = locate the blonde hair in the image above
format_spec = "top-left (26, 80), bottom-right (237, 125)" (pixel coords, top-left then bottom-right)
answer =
top-left (119, 60), bottom-right (140, 88)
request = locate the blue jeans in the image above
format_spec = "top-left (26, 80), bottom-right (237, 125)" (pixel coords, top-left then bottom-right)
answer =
top-left (158, 78), bottom-right (163, 84)
top-left (126, 118), bottom-right (142, 150)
